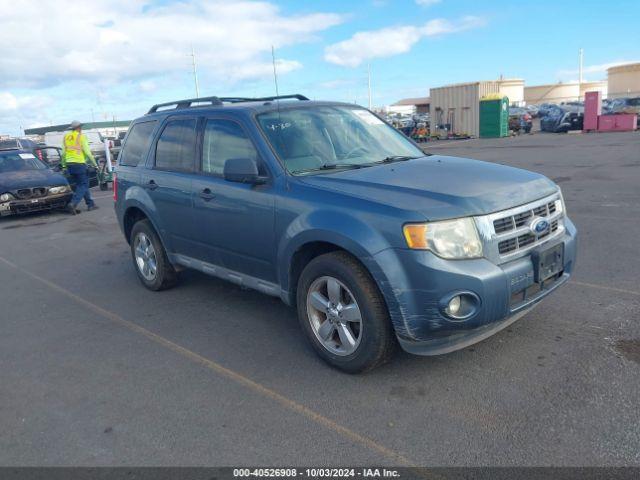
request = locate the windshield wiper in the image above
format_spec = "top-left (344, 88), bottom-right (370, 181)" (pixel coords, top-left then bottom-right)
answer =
top-left (293, 156), bottom-right (420, 174)
top-left (294, 163), bottom-right (368, 174)
top-left (377, 155), bottom-right (420, 163)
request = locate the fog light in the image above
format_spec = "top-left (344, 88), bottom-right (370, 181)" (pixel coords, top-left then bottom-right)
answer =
top-left (441, 291), bottom-right (480, 321)
top-left (447, 296), bottom-right (461, 316)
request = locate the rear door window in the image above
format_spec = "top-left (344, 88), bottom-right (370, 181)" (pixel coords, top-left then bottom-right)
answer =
top-left (155, 119), bottom-right (197, 172)
top-left (119, 121), bottom-right (157, 167)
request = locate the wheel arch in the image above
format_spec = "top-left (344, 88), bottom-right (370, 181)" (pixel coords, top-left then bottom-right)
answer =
top-left (122, 203), bottom-right (172, 259)
top-left (282, 235), bottom-right (394, 314)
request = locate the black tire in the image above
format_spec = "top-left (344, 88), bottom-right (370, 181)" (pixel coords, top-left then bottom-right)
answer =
top-left (296, 251), bottom-right (396, 373)
top-left (100, 183), bottom-right (108, 191)
top-left (130, 219), bottom-right (177, 291)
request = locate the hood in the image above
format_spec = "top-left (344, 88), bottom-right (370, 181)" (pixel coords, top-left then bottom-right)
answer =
top-left (299, 156), bottom-right (558, 220)
top-left (0, 169), bottom-right (69, 192)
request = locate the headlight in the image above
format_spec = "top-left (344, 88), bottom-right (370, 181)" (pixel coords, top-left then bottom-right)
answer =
top-left (49, 185), bottom-right (70, 194)
top-left (555, 190), bottom-right (566, 215)
top-left (0, 193), bottom-right (15, 202)
top-left (403, 217), bottom-right (483, 259)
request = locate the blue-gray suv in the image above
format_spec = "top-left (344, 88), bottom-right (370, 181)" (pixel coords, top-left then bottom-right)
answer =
top-left (115, 95), bottom-right (577, 373)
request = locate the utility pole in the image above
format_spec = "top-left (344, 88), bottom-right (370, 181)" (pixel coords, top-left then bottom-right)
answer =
top-left (190, 45), bottom-right (200, 98)
top-left (578, 48), bottom-right (584, 85)
top-left (367, 63), bottom-right (372, 110)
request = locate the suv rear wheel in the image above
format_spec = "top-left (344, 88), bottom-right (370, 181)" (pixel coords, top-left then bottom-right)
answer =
top-left (130, 219), bottom-right (177, 291)
top-left (296, 251), bottom-right (396, 373)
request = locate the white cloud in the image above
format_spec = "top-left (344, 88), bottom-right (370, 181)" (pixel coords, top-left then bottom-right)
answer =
top-left (318, 79), bottom-right (358, 89)
top-left (0, 0), bottom-right (344, 88)
top-left (416, 0), bottom-right (442, 6)
top-left (0, 92), bottom-right (52, 114)
top-left (0, 92), bottom-right (53, 134)
top-left (138, 81), bottom-right (157, 93)
top-left (324, 16), bottom-right (485, 67)
top-left (557, 60), bottom-right (640, 78)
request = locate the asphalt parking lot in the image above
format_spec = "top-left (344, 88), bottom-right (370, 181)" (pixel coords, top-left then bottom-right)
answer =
top-left (1, 131), bottom-right (639, 467)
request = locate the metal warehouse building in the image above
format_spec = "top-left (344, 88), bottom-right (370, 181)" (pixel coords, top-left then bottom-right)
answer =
top-left (430, 79), bottom-right (524, 137)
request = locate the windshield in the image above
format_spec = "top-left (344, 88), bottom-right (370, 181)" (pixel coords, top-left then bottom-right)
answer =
top-left (0, 152), bottom-right (47, 173)
top-left (256, 106), bottom-right (424, 174)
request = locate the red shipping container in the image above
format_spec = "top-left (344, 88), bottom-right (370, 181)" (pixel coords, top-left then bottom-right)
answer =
top-left (583, 91), bottom-right (601, 131)
top-left (598, 114), bottom-right (637, 132)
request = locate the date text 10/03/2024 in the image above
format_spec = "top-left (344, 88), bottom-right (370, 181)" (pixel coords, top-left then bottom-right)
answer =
top-left (233, 469), bottom-right (401, 478)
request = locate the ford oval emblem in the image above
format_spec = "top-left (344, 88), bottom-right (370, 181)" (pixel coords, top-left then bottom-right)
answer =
top-left (530, 217), bottom-right (550, 235)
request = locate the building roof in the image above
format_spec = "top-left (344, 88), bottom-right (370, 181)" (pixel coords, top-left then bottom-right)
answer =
top-left (431, 78), bottom-right (524, 90)
top-left (24, 120), bottom-right (131, 135)
top-left (525, 80), bottom-right (606, 89)
top-left (607, 62), bottom-right (640, 74)
top-left (393, 96), bottom-right (430, 106)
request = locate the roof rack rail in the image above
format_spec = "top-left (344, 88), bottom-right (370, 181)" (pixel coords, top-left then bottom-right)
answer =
top-left (147, 96), bottom-right (223, 114)
top-left (222, 94), bottom-right (310, 103)
top-left (147, 94), bottom-right (309, 114)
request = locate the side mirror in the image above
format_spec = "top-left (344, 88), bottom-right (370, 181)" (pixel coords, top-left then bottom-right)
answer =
top-left (223, 158), bottom-right (266, 184)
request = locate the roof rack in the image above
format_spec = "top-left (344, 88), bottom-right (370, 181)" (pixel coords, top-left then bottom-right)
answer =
top-left (223, 94), bottom-right (309, 103)
top-left (147, 94), bottom-right (309, 114)
top-left (147, 96), bottom-right (223, 114)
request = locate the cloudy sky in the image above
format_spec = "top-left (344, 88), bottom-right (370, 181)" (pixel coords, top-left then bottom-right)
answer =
top-left (1, 0), bottom-right (639, 135)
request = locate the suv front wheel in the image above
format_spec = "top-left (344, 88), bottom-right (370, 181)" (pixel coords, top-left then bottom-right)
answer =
top-left (130, 219), bottom-right (177, 291)
top-left (296, 251), bottom-right (396, 373)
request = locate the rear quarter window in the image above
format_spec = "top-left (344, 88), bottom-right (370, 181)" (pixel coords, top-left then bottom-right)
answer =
top-left (119, 121), bottom-right (157, 167)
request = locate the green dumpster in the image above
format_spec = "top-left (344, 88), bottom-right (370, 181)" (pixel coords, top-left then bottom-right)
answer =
top-left (480, 96), bottom-right (509, 138)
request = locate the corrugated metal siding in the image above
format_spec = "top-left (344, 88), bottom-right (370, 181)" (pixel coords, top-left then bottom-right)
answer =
top-left (431, 81), bottom-right (501, 137)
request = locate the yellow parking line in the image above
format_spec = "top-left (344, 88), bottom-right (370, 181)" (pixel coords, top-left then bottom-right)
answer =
top-left (570, 280), bottom-right (640, 297)
top-left (0, 256), bottom-right (416, 467)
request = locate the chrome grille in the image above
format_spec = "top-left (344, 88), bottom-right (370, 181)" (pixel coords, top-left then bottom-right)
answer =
top-left (16, 189), bottom-right (32, 199)
top-left (498, 219), bottom-right (560, 255)
top-left (15, 187), bottom-right (48, 199)
top-left (475, 193), bottom-right (565, 264)
top-left (492, 200), bottom-right (556, 234)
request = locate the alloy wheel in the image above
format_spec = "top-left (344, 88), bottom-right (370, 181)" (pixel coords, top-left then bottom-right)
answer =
top-left (134, 232), bottom-right (158, 281)
top-left (306, 276), bottom-right (363, 356)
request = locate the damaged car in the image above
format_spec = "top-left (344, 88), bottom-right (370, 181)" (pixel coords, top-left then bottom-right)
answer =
top-left (0, 148), bottom-right (72, 217)
top-left (115, 95), bottom-right (578, 373)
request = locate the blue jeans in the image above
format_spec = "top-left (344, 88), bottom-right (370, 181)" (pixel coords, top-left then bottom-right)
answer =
top-left (67, 163), bottom-right (94, 208)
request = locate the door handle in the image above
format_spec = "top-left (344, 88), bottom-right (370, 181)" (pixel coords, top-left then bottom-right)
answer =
top-left (145, 180), bottom-right (158, 191)
top-left (199, 188), bottom-right (215, 201)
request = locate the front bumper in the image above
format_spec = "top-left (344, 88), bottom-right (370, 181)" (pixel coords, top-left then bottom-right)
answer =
top-left (373, 217), bottom-right (578, 355)
top-left (0, 193), bottom-right (72, 216)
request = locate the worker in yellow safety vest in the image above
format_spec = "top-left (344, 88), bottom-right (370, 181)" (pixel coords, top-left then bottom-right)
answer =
top-left (61, 120), bottom-right (99, 215)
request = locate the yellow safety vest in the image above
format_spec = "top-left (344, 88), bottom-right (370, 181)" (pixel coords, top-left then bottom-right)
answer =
top-left (63, 131), bottom-right (86, 164)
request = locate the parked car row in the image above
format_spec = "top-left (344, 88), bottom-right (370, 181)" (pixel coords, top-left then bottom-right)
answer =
top-left (606, 97), bottom-right (640, 116)
top-left (526, 96), bottom-right (638, 134)
top-left (539, 105), bottom-right (584, 133)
